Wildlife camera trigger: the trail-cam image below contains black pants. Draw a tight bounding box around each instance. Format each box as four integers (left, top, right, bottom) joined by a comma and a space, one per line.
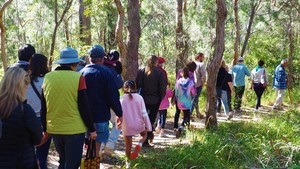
254, 83, 265, 109
145, 103, 160, 143
234, 86, 245, 110
174, 102, 190, 129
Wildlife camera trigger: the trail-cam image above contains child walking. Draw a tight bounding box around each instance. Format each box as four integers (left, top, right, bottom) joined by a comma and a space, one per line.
174, 67, 196, 138
119, 80, 152, 168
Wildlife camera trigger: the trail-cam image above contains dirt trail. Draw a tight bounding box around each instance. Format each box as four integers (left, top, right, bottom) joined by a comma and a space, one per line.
47, 105, 280, 169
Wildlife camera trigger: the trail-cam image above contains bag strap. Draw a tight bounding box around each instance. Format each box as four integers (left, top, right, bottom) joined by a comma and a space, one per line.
31, 81, 42, 101
85, 139, 96, 159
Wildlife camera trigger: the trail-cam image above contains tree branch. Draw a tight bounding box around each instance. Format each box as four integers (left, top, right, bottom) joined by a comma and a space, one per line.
141, 13, 164, 31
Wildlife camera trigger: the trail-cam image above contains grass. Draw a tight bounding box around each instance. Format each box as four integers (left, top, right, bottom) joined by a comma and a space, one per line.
132, 110, 300, 169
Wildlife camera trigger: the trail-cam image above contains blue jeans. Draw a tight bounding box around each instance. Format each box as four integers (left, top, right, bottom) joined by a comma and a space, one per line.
52, 133, 85, 169
157, 109, 167, 129
95, 121, 109, 143
191, 86, 203, 115
217, 87, 229, 115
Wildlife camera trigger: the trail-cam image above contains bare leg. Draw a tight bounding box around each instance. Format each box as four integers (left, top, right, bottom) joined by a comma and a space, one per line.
124, 136, 133, 160
96, 142, 101, 157
139, 130, 147, 144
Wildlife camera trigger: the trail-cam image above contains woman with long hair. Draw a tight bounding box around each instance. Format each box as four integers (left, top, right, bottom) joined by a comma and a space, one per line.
27, 54, 50, 169
135, 55, 167, 147
0, 67, 43, 168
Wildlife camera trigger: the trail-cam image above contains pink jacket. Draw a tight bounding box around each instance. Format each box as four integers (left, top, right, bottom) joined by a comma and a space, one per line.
159, 88, 173, 110
120, 93, 152, 136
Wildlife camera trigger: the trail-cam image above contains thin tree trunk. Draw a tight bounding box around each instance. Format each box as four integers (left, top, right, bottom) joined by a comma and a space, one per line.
49, 0, 73, 68
176, 0, 185, 73
114, 0, 127, 61
240, 0, 261, 58
79, 0, 91, 45
233, 0, 239, 65
287, 14, 293, 89
124, 0, 141, 81
0, 0, 13, 71
205, 0, 227, 129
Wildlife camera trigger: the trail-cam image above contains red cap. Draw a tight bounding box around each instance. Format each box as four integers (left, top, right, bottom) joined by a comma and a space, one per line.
158, 57, 165, 64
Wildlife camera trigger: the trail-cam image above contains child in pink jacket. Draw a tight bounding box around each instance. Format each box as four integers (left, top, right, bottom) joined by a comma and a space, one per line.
120, 80, 152, 168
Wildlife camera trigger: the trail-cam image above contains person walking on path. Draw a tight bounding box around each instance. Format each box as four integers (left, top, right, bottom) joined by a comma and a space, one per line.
9, 44, 36, 71
174, 67, 196, 138
41, 47, 97, 169
251, 60, 268, 112
135, 55, 166, 147
272, 59, 288, 110
155, 56, 172, 137
216, 60, 234, 120
26, 54, 51, 169
231, 56, 251, 113
120, 80, 152, 168
102, 49, 124, 157
80, 45, 123, 157
191, 53, 206, 119
0, 67, 43, 168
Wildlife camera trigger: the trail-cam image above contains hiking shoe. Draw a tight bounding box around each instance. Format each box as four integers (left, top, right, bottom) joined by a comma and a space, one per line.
155, 126, 161, 134
176, 127, 183, 139
227, 113, 233, 120
130, 144, 141, 160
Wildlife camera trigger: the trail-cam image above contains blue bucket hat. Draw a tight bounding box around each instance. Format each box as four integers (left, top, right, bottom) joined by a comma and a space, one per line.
89, 45, 105, 58
53, 47, 83, 64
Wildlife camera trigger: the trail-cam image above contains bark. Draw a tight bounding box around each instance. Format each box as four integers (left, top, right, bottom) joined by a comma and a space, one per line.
240, 0, 261, 58
114, 0, 127, 61
205, 0, 227, 129
79, 0, 91, 45
176, 0, 186, 73
124, 0, 140, 81
49, 0, 73, 67
64, 19, 70, 46
233, 0, 240, 65
287, 14, 293, 89
0, 0, 13, 71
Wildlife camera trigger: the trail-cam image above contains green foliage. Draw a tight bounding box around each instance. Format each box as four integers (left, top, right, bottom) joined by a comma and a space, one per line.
133, 110, 300, 168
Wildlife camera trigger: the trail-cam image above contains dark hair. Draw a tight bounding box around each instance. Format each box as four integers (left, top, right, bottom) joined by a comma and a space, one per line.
182, 67, 189, 79
18, 44, 36, 62
258, 60, 265, 66
146, 55, 158, 76
186, 61, 196, 72
124, 80, 136, 100
29, 54, 49, 82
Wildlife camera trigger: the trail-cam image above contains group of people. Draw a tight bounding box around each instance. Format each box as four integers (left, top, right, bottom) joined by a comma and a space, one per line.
0, 43, 289, 169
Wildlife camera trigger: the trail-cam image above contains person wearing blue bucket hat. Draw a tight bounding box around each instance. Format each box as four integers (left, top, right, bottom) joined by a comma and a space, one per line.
41, 47, 97, 168
80, 45, 123, 158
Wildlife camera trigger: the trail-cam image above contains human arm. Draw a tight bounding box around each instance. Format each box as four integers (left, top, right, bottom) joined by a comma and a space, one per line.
24, 103, 43, 145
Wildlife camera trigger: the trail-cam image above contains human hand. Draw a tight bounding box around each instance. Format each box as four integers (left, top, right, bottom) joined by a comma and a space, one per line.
89, 131, 97, 140
116, 116, 123, 129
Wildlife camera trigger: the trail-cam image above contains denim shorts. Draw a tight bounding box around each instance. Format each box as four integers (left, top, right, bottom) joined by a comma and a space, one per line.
94, 121, 109, 143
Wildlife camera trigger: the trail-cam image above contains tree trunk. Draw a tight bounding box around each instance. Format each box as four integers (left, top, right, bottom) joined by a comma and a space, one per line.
64, 19, 70, 46
114, 0, 127, 62
0, 0, 13, 71
123, 0, 140, 81
176, 0, 185, 73
79, 0, 91, 46
48, 0, 73, 68
233, 0, 239, 65
287, 14, 293, 89
240, 1, 261, 58
205, 0, 227, 130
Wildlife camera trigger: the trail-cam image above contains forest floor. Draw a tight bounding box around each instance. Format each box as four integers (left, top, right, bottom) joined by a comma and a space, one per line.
47, 105, 283, 169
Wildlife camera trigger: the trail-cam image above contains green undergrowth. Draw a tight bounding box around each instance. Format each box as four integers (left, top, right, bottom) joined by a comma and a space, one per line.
132, 110, 300, 169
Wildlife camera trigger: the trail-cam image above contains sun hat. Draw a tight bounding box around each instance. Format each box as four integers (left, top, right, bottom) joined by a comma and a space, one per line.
89, 45, 105, 58
53, 47, 83, 64
105, 50, 120, 65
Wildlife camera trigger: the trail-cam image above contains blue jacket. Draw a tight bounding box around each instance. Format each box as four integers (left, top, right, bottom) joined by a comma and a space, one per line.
104, 64, 124, 89
0, 101, 42, 168
273, 64, 287, 89
231, 63, 250, 87
80, 64, 123, 123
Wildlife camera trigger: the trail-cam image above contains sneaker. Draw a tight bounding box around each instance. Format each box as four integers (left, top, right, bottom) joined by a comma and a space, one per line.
159, 129, 165, 137
176, 127, 183, 139
142, 142, 154, 148
130, 144, 141, 160
125, 161, 131, 169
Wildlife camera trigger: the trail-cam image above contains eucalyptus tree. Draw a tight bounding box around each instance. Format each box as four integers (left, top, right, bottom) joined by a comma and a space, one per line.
79, 0, 91, 45
205, 0, 227, 129
0, 0, 13, 70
